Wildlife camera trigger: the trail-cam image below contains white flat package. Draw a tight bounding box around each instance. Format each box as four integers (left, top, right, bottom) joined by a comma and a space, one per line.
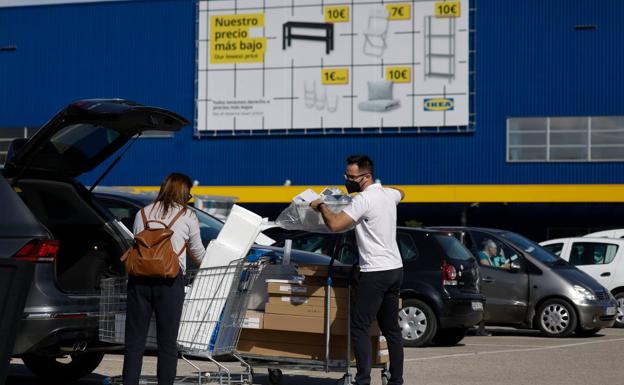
177, 205, 262, 352
275, 187, 353, 233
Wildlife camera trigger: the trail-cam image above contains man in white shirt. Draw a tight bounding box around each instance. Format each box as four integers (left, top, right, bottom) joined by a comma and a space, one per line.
310, 155, 404, 385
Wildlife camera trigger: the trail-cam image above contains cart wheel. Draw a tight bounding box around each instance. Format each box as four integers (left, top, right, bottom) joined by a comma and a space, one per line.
381, 369, 390, 385
268, 368, 283, 385
339, 373, 352, 385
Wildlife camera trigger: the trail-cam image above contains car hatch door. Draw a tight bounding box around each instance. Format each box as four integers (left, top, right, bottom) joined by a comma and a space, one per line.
4, 99, 189, 178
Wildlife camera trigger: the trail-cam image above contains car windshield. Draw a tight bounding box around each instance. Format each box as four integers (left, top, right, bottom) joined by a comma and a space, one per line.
435, 234, 474, 261
499, 231, 560, 264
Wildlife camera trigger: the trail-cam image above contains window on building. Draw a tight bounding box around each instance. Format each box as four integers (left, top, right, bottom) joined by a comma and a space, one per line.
507, 116, 624, 162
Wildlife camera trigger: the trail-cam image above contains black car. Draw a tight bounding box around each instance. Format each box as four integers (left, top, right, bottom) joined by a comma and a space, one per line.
273, 228, 485, 347
0, 100, 189, 380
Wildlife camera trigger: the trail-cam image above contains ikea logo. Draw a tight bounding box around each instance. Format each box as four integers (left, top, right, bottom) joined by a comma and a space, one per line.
424, 98, 454, 111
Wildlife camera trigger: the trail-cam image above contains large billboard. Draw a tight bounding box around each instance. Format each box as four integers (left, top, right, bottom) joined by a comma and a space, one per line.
196, 0, 470, 134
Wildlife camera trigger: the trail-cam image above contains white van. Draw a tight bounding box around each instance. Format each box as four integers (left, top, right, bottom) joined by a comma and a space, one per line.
540, 237, 624, 328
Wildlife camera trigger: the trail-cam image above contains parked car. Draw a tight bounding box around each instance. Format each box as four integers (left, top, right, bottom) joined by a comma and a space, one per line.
273, 228, 485, 347
432, 227, 618, 337
584, 229, 624, 239
0, 176, 40, 384
540, 237, 624, 328
0, 99, 191, 380
93, 187, 275, 247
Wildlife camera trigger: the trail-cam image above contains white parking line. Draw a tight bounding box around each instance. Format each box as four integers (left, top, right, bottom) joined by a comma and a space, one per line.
103, 357, 157, 364
464, 343, 545, 348
404, 337, 624, 362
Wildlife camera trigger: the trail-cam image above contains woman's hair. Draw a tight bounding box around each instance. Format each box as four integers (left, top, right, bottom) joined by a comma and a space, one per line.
153, 172, 193, 217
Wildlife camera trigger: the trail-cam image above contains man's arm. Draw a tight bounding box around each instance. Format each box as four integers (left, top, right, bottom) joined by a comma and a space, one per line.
310, 200, 354, 232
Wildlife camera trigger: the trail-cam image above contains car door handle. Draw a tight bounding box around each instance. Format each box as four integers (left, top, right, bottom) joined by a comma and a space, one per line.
601, 272, 611, 277
482, 277, 495, 283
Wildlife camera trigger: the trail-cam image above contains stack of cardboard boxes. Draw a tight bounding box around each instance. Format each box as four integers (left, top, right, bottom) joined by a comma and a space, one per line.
237, 264, 389, 364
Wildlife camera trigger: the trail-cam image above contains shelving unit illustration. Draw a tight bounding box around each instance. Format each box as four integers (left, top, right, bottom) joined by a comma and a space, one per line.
424, 15, 456, 81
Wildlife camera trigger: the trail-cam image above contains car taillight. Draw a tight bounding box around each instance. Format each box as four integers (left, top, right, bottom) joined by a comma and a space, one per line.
441, 261, 458, 286
14, 240, 60, 263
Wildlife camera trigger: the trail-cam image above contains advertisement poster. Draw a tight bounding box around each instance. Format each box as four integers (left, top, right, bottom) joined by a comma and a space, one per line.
196, 0, 470, 133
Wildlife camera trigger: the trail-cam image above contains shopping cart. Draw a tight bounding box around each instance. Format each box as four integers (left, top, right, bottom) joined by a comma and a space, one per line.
99, 258, 266, 385
238, 258, 390, 385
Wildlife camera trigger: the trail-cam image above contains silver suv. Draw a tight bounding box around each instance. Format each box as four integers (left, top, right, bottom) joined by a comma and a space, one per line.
1, 100, 188, 380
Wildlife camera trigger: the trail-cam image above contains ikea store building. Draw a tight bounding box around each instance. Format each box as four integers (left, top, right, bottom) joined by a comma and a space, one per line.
1, 0, 623, 241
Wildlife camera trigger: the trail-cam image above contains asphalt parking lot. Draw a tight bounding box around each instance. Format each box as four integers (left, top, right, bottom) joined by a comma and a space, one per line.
7, 327, 624, 385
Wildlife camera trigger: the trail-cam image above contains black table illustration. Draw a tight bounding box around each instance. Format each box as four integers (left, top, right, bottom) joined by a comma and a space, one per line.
282, 21, 334, 54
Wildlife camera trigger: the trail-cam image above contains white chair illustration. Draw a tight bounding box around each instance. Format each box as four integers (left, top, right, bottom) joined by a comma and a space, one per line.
363, 7, 389, 57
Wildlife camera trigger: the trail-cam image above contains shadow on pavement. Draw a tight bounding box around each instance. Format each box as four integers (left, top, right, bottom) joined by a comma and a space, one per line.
465, 327, 607, 339
6, 362, 108, 385
252, 373, 346, 385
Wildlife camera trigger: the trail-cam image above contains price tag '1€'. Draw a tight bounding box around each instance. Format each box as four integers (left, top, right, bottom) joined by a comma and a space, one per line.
321, 68, 349, 85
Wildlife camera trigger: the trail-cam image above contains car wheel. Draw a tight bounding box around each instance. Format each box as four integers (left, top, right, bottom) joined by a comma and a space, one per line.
432, 327, 467, 346
22, 352, 104, 381
398, 298, 437, 347
613, 292, 624, 328
536, 299, 577, 338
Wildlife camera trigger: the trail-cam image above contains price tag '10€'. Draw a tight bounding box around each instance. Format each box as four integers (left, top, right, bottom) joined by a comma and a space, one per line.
386, 67, 411, 83
435, 1, 461, 18
324, 6, 349, 23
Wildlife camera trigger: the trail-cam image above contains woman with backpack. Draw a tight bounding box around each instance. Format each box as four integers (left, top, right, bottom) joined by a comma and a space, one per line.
121, 172, 206, 385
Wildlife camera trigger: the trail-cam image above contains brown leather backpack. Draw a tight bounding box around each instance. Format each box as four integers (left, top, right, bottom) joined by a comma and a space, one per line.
122, 207, 187, 278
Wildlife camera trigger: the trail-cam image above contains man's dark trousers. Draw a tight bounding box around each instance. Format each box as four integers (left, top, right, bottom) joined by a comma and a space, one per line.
122, 273, 185, 385
351, 267, 404, 385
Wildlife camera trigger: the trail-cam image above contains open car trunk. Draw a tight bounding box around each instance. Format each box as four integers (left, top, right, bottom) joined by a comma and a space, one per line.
13, 178, 126, 293
1, 100, 188, 293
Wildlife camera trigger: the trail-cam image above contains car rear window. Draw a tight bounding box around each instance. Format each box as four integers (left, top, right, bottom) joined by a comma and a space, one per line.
50, 123, 121, 159
435, 234, 474, 262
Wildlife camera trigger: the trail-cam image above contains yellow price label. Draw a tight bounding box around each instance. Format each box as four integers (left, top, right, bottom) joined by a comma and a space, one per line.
325, 6, 350, 23
386, 3, 411, 20
321, 68, 349, 85
385, 66, 411, 83
435, 1, 461, 18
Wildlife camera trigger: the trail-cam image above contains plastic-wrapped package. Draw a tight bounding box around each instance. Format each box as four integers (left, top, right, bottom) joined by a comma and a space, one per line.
275, 188, 353, 233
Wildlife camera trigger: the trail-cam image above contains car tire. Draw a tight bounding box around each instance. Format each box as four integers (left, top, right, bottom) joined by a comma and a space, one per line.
536, 299, 578, 338
398, 298, 437, 347
432, 327, 467, 346
613, 292, 624, 328
22, 352, 104, 381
